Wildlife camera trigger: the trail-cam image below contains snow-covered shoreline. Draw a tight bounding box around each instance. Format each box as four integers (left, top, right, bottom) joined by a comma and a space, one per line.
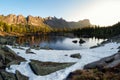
6, 42, 120, 80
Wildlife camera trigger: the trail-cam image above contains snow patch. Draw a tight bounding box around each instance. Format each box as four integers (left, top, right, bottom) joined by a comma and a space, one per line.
6, 42, 120, 80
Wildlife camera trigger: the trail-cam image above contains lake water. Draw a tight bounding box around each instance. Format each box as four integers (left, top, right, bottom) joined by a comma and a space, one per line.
16, 35, 106, 50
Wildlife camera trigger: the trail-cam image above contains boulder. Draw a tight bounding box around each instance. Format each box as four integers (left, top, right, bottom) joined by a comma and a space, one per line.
84, 52, 120, 69
70, 53, 81, 59
29, 60, 75, 75
1, 45, 16, 55
18, 46, 25, 50
90, 45, 98, 49
0, 37, 7, 44
118, 49, 120, 52
117, 46, 120, 49
79, 39, 85, 44
0, 36, 16, 45
0, 50, 5, 62
0, 74, 3, 80
0, 71, 28, 80
65, 54, 68, 56
40, 46, 53, 50
72, 40, 77, 43
7, 60, 23, 67
4, 48, 25, 63
26, 48, 35, 54
0, 71, 16, 80
0, 62, 4, 68
0, 46, 25, 68
66, 66, 120, 80
16, 70, 29, 80
32, 45, 41, 50
90, 43, 102, 49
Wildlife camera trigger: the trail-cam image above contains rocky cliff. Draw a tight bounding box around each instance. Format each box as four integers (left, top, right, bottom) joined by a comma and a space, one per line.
69, 19, 91, 28
0, 14, 27, 25
27, 15, 46, 26
44, 17, 69, 28
44, 17, 91, 29
0, 14, 91, 29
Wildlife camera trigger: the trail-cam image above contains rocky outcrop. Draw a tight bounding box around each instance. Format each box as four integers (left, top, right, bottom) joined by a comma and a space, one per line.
70, 53, 81, 59
66, 64, 120, 80
27, 15, 46, 26
44, 17, 69, 28
0, 71, 16, 80
66, 51, 120, 80
79, 39, 85, 44
17, 15, 27, 25
0, 71, 28, 80
68, 19, 91, 29
0, 45, 25, 69
44, 17, 91, 29
26, 48, 35, 54
0, 14, 26, 25
84, 52, 120, 69
0, 14, 49, 27
0, 14, 91, 29
72, 40, 78, 43
29, 60, 75, 75
16, 70, 29, 80
0, 43, 28, 80
2, 14, 17, 25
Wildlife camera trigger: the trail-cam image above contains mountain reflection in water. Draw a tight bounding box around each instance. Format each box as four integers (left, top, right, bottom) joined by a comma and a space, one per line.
16, 35, 106, 50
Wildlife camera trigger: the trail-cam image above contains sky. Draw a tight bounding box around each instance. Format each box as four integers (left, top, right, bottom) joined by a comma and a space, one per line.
0, 0, 120, 26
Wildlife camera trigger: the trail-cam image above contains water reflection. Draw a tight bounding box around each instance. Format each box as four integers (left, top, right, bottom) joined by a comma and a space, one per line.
16, 36, 106, 50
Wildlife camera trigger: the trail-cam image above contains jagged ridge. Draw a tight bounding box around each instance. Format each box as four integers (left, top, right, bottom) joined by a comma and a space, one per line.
0, 14, 91, 29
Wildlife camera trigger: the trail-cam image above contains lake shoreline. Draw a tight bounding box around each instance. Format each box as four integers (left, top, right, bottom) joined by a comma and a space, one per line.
66, 35, 120, 80
4, 37, 119, 80
0, 36, 119, 80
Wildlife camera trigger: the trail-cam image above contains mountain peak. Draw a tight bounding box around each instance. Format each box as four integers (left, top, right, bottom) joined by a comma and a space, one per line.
0, 14, 91, 29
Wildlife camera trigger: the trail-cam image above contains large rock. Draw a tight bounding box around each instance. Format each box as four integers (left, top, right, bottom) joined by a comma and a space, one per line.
66, 64, 120, 80
0, 50, 5, 69
0, 71, 29, 80
1, 45, 16, 55
0, 74, 3, 80
0, 50, 5, 61
27, 15, 45, 26
84, 52, 120, 69
17, 15, 27, 25
0, 46, 25, 69
72, 40, 77, 43
0, 37, 8, 44
0, 71, 16, 80
0, 14, 26, 25
79, 39, 85, 44
0, 36, 16, 45
0, 62, 3, 68
16, 70, 29, 80
7, 60, 23, 67
70, 53, 81, 59
26, 48, 35, 54
29, 60, 75, 75
2, 14, 17, 25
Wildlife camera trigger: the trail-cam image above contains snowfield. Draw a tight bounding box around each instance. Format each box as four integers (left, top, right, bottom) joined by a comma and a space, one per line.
6, 42, 120, 80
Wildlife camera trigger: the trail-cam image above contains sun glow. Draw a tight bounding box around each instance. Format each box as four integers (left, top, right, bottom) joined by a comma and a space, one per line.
87, 0, 120, 26
67, 0, 120, 26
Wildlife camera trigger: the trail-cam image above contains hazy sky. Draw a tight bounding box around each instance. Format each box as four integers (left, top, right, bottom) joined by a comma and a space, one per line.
0, 0, 120, 26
